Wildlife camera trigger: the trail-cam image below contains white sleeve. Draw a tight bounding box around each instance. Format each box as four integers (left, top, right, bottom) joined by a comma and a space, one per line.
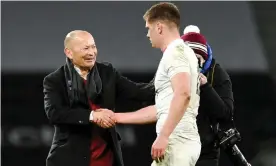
165, 46, 190, 79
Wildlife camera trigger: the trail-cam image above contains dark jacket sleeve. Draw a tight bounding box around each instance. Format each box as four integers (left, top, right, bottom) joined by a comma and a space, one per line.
114, 68, 155, 103
43, 74, 91, 125
200, 64, 234, 122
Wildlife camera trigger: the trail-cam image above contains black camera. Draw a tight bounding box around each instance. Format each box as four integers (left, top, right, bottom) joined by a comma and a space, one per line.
216, 128, 251, 166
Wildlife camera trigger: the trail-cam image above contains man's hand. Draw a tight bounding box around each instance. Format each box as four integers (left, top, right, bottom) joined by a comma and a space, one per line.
199, 73, 207, 85
90, 109, 116, 128
151, 135, 169, 161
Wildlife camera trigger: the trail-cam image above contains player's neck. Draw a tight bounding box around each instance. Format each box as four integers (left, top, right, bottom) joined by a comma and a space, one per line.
160, 30, 181, 52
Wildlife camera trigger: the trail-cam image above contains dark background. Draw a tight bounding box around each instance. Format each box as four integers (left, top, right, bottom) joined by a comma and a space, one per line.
2, 1, 276, 166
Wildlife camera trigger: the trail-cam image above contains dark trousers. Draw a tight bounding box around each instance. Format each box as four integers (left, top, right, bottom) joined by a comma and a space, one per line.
196, 158, 219, 166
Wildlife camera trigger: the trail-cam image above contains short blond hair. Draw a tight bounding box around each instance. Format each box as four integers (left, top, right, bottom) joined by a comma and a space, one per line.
143, 2, 180, 28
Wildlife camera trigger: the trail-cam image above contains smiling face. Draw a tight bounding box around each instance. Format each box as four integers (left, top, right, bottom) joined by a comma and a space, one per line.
64, 31, 97, 70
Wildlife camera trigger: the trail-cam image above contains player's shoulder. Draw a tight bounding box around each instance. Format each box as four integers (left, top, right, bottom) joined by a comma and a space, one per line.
175, 42, 185, 53
171, 41, 195, 58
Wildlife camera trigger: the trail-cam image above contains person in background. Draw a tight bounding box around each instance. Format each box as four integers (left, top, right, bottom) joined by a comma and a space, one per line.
181, 25, 234, 166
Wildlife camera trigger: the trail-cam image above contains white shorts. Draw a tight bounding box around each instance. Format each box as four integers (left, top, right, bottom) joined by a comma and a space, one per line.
151, 134, 201, 166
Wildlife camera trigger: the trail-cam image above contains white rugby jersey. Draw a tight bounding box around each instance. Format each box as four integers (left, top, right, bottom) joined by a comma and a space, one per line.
154, 39, 200, 140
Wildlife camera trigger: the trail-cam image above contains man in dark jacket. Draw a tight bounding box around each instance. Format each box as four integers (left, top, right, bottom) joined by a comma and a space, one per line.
181, 26, 234, 166
43, 30, 155, 166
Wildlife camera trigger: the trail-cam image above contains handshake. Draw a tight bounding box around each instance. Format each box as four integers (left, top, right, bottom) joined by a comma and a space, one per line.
89, 108, 118, 128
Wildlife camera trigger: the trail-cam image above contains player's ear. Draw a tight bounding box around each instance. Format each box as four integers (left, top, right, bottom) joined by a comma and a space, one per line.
156, 22, 162, 34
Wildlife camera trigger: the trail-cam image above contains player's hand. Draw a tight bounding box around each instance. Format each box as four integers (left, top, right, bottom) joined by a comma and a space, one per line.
199, 73, 207, 85
151, 135, 168, 162
92, 109, 116, 128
